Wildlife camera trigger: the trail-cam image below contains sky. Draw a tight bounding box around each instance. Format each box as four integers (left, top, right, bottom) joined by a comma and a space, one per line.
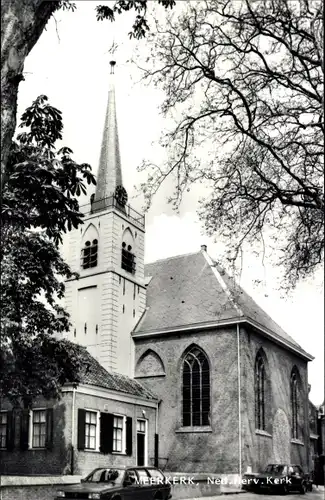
17, 1, 324, 404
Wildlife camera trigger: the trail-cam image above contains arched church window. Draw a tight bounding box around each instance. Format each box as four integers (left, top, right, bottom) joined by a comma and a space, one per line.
182, 346, 210, 427
81, 239, 98, 269
121, 241, 136, 274
291, 368, 299, 439
255, 352, 266, 430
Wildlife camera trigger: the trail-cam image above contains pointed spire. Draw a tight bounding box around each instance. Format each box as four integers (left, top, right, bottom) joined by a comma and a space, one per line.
94, 60, 123, 203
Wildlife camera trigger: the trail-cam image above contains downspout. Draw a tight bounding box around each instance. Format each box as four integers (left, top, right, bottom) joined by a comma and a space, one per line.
237, 323, 242, 479
154, 400, 160, 468
71, 387, 76, 475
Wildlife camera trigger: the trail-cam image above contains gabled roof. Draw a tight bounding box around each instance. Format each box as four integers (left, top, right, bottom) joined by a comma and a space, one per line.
75, 346, 157, 401
133, 250, 312, 361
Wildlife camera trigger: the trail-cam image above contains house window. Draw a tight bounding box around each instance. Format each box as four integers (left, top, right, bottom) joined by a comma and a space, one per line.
31, 409, 46, 448
81, 239, 98, 269
113, 416, 125, 453
0, 412, 7, 449
255, 353, 265, 430
85, 411, 98, 450
77, 410, 132, 455
137, 419, 146, 433
121, 242, 136, 274
182, 346, 210, 427
291, 369, 299, 439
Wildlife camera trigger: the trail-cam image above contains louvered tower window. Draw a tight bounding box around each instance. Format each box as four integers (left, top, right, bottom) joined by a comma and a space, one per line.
255, 353, 266, 430
182, 346, 210, 427
81, 239, 98, 269
121, 242, 136, 274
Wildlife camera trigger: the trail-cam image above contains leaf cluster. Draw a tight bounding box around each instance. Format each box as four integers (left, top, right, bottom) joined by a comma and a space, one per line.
1, 95, 96, 406
95, 0, 175, 39
2, 95, 95, 246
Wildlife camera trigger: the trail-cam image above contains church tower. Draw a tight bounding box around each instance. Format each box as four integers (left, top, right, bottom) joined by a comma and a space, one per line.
63, 60, 146, 377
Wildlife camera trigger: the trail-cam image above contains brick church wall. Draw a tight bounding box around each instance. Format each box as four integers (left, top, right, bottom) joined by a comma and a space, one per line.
134, 326, 241, 474
240, 327, 309, 472
134, 324, 310, 475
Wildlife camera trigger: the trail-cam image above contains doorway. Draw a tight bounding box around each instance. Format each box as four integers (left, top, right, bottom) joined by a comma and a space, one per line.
136, 419, 147, 466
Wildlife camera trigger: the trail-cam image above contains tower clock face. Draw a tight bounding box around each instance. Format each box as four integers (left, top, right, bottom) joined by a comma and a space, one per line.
114, 185, 128, 207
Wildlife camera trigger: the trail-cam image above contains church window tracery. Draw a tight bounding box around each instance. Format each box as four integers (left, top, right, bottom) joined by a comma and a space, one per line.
255, 352, 266, 430
182, 346, 210, 427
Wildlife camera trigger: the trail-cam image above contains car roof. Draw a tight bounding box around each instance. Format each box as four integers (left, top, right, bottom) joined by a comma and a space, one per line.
268, 464, 300, 466
91, 466, 158, 471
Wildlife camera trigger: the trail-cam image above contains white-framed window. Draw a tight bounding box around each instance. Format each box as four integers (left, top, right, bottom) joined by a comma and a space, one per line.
28, 409, 46, 449
85, 410, 100, 451
137, 419, 146, 434
0, 412, 7, 449
113, 415, 126, 453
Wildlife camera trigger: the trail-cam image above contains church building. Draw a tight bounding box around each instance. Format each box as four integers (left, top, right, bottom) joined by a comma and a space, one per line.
0, 61, 314, 478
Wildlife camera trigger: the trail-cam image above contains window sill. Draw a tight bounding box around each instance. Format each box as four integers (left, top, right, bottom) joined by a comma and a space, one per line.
112, 451, 127, 455
291, 439, 304, 446
175, 426, 212, 433
255, 429, 272, 438
83, 449, 100, 453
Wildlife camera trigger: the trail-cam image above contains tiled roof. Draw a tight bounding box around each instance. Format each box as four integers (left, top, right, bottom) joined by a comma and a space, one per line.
76, 346, 157, 400
134, 250, 311, 359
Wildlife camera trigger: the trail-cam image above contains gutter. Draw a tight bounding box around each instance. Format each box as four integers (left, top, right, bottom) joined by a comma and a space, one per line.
154, 400, 161, 468
132, 317, 313, 361
71, 387, 76, 475
237, 323, 242, 479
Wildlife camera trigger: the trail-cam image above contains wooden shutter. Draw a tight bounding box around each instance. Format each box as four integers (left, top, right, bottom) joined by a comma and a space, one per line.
154, 433, 159, 467
6, 411, 15, 451
77, 409, 86, 450
126, 417, 132, 456
100, 412, 113, 454
45, 409, 54, 450
20, 409, 30, 451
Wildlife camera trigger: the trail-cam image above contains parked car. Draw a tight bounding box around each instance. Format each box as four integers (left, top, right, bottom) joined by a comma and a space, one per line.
242, 463, 313, 494
55, 466, 172, 499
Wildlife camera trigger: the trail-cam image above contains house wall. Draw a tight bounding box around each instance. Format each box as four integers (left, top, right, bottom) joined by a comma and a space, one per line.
72, 391, 157, 476
0, 394, 73, 475
0, 390, 157, 477
134, 327, 241, 474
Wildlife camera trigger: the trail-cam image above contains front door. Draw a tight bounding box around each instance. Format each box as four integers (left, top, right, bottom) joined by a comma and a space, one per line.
136, 419, 147, 466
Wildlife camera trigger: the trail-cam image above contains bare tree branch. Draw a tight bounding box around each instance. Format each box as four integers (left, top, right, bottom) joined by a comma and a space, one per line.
137, 0, 324, 289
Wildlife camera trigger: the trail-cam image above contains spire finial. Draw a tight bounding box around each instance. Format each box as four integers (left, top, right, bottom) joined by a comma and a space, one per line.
110, 60, 116, 74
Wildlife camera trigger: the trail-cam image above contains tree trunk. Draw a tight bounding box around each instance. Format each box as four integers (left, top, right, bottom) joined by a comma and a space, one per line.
1, 0, 59, 193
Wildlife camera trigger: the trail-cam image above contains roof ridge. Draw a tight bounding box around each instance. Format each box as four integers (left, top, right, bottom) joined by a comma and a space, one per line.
201, 250, 244, 317
211, 263, 306, 350
145, 250, 201, 266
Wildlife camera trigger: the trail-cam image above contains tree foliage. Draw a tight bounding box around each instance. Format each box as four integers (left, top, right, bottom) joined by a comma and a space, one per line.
137, 0, 324, 288
1, 96, 96, 407
1, 0, 175, 191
